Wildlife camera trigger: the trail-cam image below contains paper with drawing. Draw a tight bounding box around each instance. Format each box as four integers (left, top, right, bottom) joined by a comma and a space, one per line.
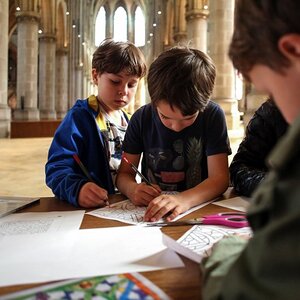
163, 224, 252, 263
87, 199, 214, 225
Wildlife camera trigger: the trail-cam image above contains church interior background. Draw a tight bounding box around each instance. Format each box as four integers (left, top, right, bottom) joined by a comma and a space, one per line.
0, 0, 268, 197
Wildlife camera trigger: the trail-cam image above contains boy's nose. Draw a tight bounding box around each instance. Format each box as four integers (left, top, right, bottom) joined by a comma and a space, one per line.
171, 122, 184, 132
118, 86, 128, 96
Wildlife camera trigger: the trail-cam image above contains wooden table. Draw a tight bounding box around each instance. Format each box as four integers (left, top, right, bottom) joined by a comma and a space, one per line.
0, 189, 238, 300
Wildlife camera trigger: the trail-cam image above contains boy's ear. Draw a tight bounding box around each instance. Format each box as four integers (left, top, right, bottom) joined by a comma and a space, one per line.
91, 68, 98, 84
278, 34, 300, 61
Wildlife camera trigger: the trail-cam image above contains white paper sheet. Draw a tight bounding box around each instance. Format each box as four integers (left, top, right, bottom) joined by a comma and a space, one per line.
0, 211, 85, 236
212, 196, 250, 212
0, 226, 184, 287
163, 224, 252, 263
87, 199, 214, 225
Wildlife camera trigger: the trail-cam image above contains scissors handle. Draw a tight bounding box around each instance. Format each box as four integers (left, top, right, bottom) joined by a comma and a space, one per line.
202, 215, 248, 228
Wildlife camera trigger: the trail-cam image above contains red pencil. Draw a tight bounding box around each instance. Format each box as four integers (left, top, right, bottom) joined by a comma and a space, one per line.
73, 154, 109, 206
123, 156, 160, 193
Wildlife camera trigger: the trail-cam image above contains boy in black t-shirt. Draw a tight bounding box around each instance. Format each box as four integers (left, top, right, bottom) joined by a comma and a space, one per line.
116, 46, 231, 222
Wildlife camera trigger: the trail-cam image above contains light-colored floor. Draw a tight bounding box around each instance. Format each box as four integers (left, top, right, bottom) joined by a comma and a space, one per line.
0, 138, 53, 197
0, 135, 242, 198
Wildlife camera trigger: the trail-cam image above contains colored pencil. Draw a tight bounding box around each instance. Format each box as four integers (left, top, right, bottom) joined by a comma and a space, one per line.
123, 156, 160, 193
73, 154, 109, 206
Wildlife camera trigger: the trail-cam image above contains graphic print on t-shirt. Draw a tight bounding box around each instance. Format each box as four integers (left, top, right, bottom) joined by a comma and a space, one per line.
146, 137, 203, 191
186, 137, 203, 189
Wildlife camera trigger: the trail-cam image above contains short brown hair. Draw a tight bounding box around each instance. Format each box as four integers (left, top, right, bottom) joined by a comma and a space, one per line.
147, 46, 216, 115
92, 38, 147, 78
229, 0, 300, 80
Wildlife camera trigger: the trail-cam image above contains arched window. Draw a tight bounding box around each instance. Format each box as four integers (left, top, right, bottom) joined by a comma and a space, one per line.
95, 7, 106, 46
114, 6, 127, 41
134, 6, 145, 46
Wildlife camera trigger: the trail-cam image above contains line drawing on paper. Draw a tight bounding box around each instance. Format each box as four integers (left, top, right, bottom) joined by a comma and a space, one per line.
87, 198, 213, 225
87, 200, 160, 224
177, 225, 252, 257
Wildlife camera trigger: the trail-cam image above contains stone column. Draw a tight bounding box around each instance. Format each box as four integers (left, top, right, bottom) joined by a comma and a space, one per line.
208, 0, 240, 132
55, 48, 69, 119
39, 34, 56, 119
173, 0, 187, 44
0, 0, 10, 137
14, 11, 40, 120
133, 77, 146, 112
75, 66, 83, 100
186, 1, 208, 51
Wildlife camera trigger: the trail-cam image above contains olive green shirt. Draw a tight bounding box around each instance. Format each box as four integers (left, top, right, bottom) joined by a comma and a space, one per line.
202, 114, 300, 300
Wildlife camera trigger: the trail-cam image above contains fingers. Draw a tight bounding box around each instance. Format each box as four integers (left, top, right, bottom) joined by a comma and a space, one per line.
165, 208, 181, 221
78, 182, 108, 208
131, 183, 161, 206
151, 184, 162, 194
144, 196, 179, 222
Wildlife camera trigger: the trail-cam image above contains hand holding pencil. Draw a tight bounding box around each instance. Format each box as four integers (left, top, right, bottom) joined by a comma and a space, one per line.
73, 154, 110, 208
121, 155, 161, 206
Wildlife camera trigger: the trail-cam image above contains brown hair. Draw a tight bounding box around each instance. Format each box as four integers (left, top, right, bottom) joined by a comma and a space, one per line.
147, 46, 216, 115
229, 0, 300, 80
92, 38, 147, 78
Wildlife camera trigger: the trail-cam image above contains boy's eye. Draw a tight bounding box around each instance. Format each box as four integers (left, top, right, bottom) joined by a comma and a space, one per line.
128, 83, 137, 88
160, 114, 168, 120
111, 80, 120, 84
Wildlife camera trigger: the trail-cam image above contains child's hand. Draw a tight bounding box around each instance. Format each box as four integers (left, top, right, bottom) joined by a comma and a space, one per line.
131, 182, 161, 206
78, 182, 108, 208
144, 193, 189, 222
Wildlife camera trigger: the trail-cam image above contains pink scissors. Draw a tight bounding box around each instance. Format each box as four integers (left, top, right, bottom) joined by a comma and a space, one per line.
147, 212, 249, 228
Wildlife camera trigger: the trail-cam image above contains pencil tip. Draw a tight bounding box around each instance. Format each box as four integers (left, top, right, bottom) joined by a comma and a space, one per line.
73, 154, 80, 163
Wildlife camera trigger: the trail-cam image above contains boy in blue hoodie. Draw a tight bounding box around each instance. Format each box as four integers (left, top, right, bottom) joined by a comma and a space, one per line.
45, 39, 146, 208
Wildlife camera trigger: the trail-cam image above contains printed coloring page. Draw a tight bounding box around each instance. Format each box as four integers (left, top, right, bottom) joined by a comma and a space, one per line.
87, 198, 213, 225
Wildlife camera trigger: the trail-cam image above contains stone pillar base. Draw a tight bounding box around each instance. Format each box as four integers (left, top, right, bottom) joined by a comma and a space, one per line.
13, 108, 40, 120
0, 106, 12, 137
0, 122, 10, 138
0, 106, 11, 138
39, 110, 57, 120
56, 111, 66, 119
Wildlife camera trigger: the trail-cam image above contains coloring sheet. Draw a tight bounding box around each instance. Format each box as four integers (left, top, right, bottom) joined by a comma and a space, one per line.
163, 224, 252, 263
3, 273, 171, 300
87, 199, 214, 225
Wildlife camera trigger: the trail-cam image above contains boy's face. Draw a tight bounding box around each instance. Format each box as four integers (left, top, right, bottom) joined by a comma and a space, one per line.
249, 63, 300, 125
92, 69, 140, 113
248, 34, 300, 125
156, 101, 199, 132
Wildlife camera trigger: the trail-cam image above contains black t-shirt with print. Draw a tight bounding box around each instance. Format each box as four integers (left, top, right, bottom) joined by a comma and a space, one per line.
123, 101, 231, 191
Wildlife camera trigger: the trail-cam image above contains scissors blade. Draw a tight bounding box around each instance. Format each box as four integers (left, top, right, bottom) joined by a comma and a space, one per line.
145, 218, 204, 227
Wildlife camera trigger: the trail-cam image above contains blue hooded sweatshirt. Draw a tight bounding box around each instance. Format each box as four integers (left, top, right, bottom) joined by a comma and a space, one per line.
45, 96, 128, 206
